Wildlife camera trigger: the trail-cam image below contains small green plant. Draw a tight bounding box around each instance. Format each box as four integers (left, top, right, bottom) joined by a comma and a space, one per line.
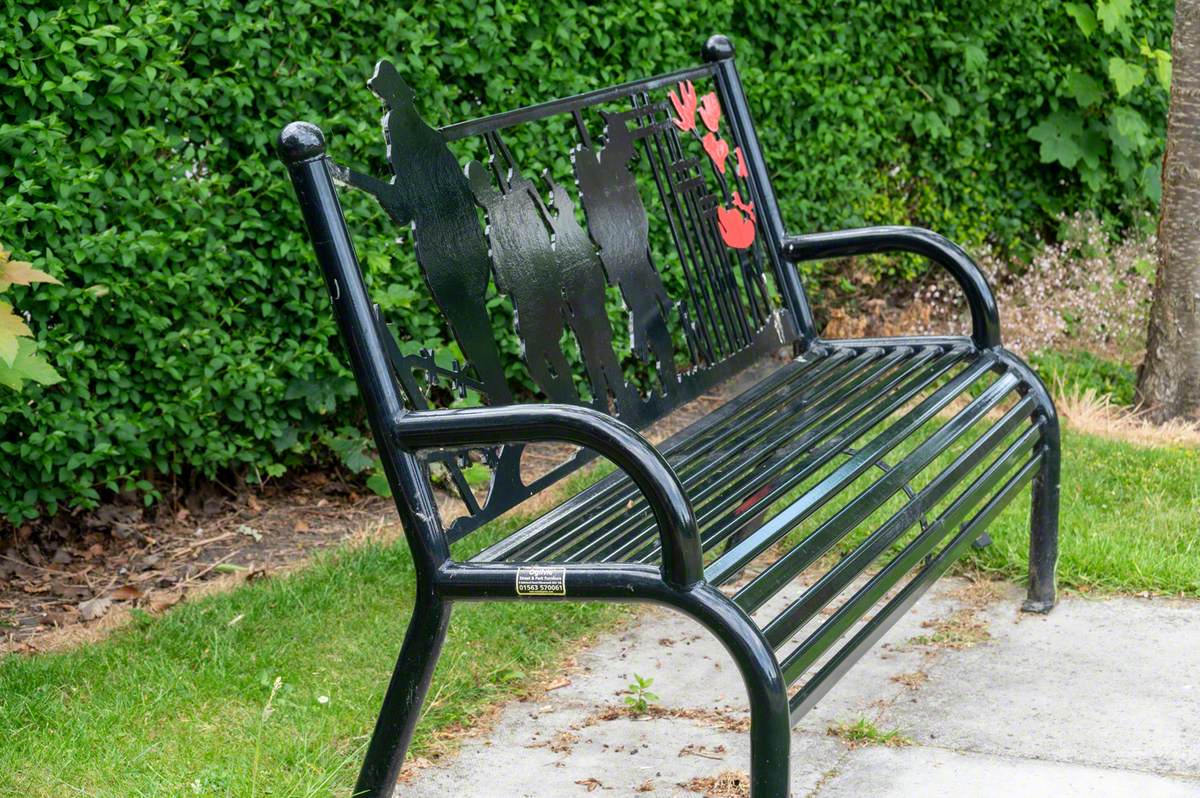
623, 673, 659, 716
826, 718, 913, 749
0, 247, 61, 392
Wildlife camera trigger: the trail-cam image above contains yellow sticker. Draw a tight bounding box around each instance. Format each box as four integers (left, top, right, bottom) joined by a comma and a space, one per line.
515, 566, 566, 596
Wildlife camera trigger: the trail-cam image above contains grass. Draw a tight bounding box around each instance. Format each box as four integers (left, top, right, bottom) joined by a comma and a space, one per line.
969, 428, 1200, 596
826, 718, 913, 748
0, 512, 626, 797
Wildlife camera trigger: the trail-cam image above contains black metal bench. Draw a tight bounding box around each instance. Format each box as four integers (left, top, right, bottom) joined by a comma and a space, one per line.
278, 34, 1059, 798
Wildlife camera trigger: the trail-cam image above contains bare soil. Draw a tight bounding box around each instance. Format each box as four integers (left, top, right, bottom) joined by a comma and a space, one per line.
0, 471, 395, 654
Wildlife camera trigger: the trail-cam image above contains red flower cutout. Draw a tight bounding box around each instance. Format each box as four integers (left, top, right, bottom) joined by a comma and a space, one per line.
669, 80, 698, 132
699, 92, 722, 132
734, 146, 749, 178
717, 191, 756, 250
702, 132, 730, 173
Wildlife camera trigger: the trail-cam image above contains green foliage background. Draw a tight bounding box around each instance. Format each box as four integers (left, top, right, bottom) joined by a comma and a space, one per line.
0, 0, 1173, 522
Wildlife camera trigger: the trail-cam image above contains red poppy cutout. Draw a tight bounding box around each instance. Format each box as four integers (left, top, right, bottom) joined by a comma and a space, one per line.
702, 132, 730, 173
669, 80, 698, 132
699, 92, 722, 132
734, 146, 748, 178
717, 191, 757, 250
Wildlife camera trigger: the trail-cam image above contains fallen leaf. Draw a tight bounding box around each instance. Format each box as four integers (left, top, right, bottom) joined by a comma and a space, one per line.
148, 592, 182, 613
111, 585, 143, 601
545, 677, 572, 691
78, 596, 112, 621
575, 778, 603, 792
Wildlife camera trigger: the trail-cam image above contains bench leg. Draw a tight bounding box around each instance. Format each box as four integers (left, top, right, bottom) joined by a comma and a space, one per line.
675, 583, 791, 797
1023, 429, 1060, 614
353, 589, 452, 798
996, 349, 1060, 614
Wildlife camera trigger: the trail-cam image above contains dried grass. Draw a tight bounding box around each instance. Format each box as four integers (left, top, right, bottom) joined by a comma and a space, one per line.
1057, 385, 1200, 449
682, 770, 751, 798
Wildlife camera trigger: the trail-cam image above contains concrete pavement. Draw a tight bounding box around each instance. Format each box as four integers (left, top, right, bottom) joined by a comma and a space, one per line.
397, 578, 1200, 797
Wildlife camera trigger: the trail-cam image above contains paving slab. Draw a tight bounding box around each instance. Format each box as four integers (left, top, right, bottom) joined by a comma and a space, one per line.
818, 746, 1200, 798
883, 583, 1200, 776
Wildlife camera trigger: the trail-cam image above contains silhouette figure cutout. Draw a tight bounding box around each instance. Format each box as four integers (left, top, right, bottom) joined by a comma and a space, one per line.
362, 61, 512, 403
543, 180, 627, 410
467, 160, 578, 404
573, 111, 678, 394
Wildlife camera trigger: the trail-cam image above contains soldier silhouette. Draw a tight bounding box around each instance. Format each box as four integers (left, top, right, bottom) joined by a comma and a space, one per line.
361, 61, 512, 403
544, 180, 627, 410
467, 160, 578, 404
573, 110, 678, 393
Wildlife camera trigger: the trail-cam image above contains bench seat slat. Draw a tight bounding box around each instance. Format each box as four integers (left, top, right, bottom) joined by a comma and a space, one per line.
557, 347, 923, 563
702, 350, 998, 584
477, 344, 943, 566
510, 348, 877, 562
778, 425, 1042, 685
470, 350, 846, 564
758, 395, 1037, 648
786, 446, 1043, 722
624, 346, 966, 565
734, 370, 1024, 616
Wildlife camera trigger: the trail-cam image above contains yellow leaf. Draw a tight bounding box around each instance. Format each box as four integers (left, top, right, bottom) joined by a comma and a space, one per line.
0, 302, 31, 365
0, 258, 60, 290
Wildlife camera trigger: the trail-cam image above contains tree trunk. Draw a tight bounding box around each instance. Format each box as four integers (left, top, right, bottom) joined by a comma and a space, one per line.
1137, 0, 1200, 422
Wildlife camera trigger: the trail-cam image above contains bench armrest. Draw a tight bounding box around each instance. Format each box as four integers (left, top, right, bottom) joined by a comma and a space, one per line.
391, 404, 704, 590
781, 226, 1001, 350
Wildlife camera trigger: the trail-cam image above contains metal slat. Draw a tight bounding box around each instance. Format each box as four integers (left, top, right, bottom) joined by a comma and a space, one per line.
616, 348, 963, 565
520, 348, 896, 563
734, 373, 1023, 616
759, 396, 1036, 646
472, 351, 845, 563
562, 348, 923, 563
704, 354, 1000, 585
627, 347, 969, 567
787, 450, 1043, 723
777, 426, 1042, 685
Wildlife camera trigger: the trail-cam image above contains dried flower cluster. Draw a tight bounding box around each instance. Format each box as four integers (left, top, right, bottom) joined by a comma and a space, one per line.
912, 213, 1154, 360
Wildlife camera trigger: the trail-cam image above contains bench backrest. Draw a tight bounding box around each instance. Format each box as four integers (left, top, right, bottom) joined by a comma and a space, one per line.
304, 37, 813, 540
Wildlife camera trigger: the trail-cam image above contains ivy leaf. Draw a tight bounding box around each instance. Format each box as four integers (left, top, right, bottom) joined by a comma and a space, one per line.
329, 432, 374, 473
0, 258, 61, 291
0, 302, 33, 366
962, 43, 987, 73
1141, 162, 1163, 203
1108, 106, 1151, 154
1139, 41, 1172, 89
1064, 72, 1105, 108
1107, 57, 1146, 98
1028, 111, 1085, 168
366, 461, 392, 498
0, 338, 62, 390
1096, 0, 1132, 34
1064, 3, 1097, 37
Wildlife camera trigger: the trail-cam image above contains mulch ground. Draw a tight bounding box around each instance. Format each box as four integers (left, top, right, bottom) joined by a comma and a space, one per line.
0, 471, 395, 654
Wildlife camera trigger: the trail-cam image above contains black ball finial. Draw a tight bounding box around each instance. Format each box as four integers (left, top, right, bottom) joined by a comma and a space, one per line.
702, 35, 735, 62
276, 121, 327, 163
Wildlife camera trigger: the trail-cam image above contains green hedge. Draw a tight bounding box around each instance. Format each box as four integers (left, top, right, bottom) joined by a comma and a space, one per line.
0, 0, 1172, 522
